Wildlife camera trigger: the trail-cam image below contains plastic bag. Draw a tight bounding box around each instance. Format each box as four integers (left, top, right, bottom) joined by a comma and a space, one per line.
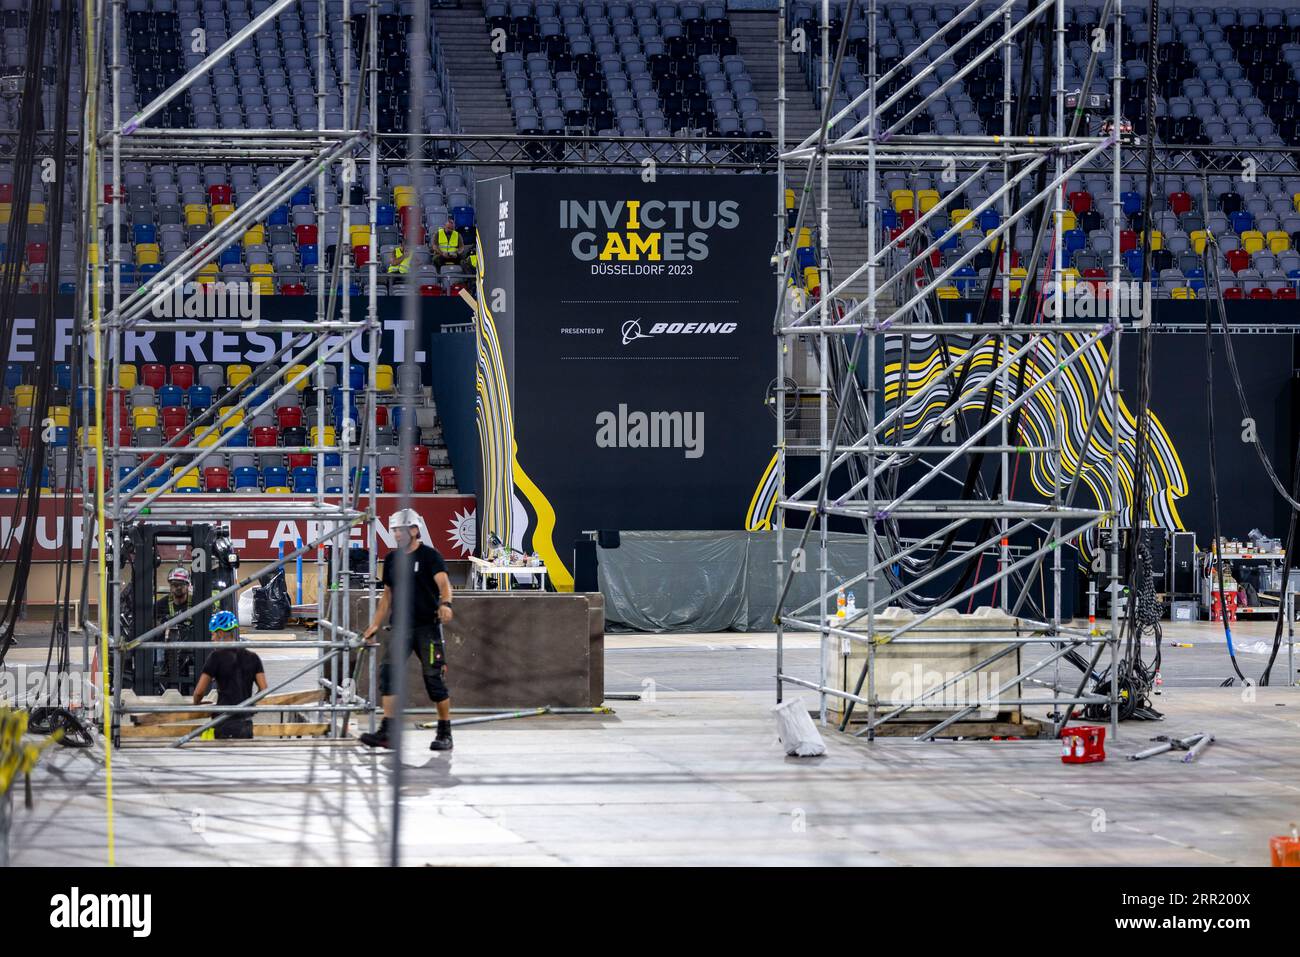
237, 587, 256, 627
772, 698, 826, 757
252, 568, 292, 630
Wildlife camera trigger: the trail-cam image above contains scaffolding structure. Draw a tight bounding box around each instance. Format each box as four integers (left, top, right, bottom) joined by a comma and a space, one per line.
81, 0, 391, 746
773, 0, 1127, 740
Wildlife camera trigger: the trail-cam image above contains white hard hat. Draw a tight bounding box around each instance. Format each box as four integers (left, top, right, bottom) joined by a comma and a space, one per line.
167, 567, 192, 584
387, 508, 421, 532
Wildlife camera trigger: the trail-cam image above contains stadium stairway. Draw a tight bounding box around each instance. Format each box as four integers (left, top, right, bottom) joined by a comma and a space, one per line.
731, 11, 875, 300
433, 0, 518, 138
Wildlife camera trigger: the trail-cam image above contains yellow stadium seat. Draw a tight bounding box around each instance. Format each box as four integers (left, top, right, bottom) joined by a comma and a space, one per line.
198, 431, 219, 448
950, 208, 974, 231
223, 409, 245, 427
310, 425, 337, 447
1240, 230, 1264, 254
13, 384, 36, 408
393, 184, 416, 206
243, 224, 265, 246
197, 263, 219, 282
1142, 229, 1163, 251
1171, 286, 1196, 299
132, 406, 159, 429
79, 426, 100, 448
791, 227, 812, 248
135, 243, 161, 266
252, 276, 274, 295
26, 203, 45, 225
265, 486, 291, 494
1293, 193, 1300, 214
249, 262, 273, 276
1267, 230, 1291, 254
784, 188, 795, 211
285, 364, 309, 391
184, 203, 208, 226
890, 189, 915, 212
1059, 210, 1077, 232
211, 203, 235, 225
1190, 229, 1209, 254
1008, 266, 1027, 295
936, 285, 959, 299
118, 364, 138, 389
1059, 267, 1081, 291
374, 364, 394, 392
349, 224, 371, 246
47, 406, 70, 427
917, 189, 940, 213
802, 265, 820, 291
227, 363, 252, 387
0, 203, 10, 224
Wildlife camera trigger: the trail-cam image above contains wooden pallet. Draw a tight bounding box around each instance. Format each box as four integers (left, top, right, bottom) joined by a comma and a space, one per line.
119, 722, 329, 740
866, 715, 1044, 739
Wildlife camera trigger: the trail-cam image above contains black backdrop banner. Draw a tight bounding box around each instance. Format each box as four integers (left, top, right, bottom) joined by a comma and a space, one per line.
476, 172, 778, 589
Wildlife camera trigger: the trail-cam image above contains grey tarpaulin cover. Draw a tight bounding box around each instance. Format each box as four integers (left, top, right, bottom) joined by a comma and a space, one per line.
597, 530, 875, 633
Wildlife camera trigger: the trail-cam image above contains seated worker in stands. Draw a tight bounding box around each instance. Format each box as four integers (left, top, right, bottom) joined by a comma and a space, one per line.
192, 610, 268, 740
358, 509, 455, 752
386, 244, 411, 275
433, 215, 468, 270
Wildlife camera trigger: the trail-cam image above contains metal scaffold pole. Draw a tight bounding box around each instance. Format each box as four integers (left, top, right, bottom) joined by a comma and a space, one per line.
87, 0, 380, 747
773, 0, 1124, 742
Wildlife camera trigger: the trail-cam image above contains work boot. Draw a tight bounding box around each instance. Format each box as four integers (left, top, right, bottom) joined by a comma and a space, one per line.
429, 720, 453, 752
358, 718, 391, 749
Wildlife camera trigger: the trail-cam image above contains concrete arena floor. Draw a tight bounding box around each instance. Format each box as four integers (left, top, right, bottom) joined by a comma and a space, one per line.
5, 620, 1300, 866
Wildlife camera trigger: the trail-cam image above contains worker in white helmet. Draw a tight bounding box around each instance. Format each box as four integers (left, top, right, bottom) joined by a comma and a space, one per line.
359, 508, 455, 751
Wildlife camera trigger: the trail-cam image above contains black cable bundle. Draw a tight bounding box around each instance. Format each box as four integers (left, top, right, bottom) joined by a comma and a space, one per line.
0, 0, 64, 665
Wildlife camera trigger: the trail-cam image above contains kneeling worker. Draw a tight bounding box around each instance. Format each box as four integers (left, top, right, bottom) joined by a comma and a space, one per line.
192, 610, 268, 739
359, 509, 455, 751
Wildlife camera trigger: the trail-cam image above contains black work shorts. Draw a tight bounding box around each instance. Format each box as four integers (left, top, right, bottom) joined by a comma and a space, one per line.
214, 717, 254, 740
379, 624, 449, 703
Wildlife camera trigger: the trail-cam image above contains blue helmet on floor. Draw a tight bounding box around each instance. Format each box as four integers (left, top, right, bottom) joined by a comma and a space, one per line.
209, 610, 239, 633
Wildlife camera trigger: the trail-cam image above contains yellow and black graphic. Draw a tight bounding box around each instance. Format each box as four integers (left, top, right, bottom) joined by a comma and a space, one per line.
881, 333, 1189, 534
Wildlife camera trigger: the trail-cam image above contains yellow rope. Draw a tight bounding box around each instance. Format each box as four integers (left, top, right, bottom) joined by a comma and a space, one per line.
85, 0, 114, 866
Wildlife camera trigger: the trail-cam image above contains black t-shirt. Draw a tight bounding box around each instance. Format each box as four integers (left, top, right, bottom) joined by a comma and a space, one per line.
382, 543, 447, 627
201, 647, 265, 718
153, 596, 195, 637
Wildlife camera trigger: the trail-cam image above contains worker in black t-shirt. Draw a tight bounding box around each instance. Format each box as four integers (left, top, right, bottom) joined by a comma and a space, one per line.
359, 508, 455, 751
192, 610, 267, 740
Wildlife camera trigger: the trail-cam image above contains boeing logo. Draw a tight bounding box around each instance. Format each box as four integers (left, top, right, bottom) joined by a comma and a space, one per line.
618, 319, 739, 346
621, 319, 653, 345
595, 404, 704, 459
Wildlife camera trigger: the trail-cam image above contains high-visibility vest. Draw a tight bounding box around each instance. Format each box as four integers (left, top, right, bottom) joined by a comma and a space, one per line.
436, 227, 461, 255
388, 246, 410, 274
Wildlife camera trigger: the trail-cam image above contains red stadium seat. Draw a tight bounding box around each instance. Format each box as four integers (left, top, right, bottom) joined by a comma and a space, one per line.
0, 466, 19, 491
294, 224, 318, 246
141, 363, 166, 389
208, 184, 232, 205
1249, 286, 1272, 300
899, 208, 917, 228
1119, 229, 1137, 253
104, 184, 122, 203
1168, 191, 1193, 216
253, 425, 278, 447
1068, 190, 1092, 214
164, 424, 184, 441
203, 466, 230, 492
0, 406, 11, 427
169, 364, 195, 389
412, 465, 434, 493
449, 283, 466, 297
26, 242, 47, 264
281, 283, 307, 296
18, 426, 31, 448
1277, 286, 1297, 300
161, 406, 187, 429
0, 184, 12, 203
410, 446, 429, 467
1225, 249, 1251, 272
380, 466, 401, 493
418, 284, 443, 296
1223, 286, 1244, 300
374, 405, 388, 426
276, 406, 304, 429
286, 452, 312, 469
353, 244, 371, 267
